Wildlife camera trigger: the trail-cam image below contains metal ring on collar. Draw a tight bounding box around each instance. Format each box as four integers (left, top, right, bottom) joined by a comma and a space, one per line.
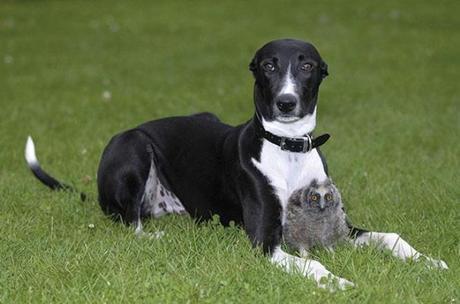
302, 135, 312, 153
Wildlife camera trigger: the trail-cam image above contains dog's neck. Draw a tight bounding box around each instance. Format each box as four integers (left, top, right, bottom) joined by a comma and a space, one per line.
259, 107, 317, 138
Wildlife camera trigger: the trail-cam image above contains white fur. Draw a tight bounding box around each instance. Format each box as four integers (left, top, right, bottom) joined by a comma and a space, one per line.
278, 64, 298, 98
262, 107, 317, 137
252, 141, 327, 224
25, 136, 39, 166
354, 232, 448, 269
270, 246, 354, 290
135, 220, 165, 240
254, 109, 348, 289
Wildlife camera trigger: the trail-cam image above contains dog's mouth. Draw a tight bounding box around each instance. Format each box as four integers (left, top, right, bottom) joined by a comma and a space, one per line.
275, 115, 301, 123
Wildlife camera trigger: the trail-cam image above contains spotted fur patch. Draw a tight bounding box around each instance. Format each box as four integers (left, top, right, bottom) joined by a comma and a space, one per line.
142, 160, 188, 218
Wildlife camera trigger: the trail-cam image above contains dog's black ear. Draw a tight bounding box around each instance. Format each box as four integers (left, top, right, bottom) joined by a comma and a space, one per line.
320, 60, 329, 79
249, 57, 257, 74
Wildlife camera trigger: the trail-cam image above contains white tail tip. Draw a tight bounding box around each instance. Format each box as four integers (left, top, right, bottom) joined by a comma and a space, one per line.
25, 136, 39, 166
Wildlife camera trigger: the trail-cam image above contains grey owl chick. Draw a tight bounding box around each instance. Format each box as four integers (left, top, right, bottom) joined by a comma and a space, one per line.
283, 178, 349, 255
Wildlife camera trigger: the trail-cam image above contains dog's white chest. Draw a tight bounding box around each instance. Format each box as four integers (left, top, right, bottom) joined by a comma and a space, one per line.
251, 140, 327, 223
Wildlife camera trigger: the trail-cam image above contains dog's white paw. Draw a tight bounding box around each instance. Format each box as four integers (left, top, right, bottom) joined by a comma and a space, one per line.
151, 230, 165, 239
136, 230, 165, 240
318, 275, 355, 291
424, 256, 448, 270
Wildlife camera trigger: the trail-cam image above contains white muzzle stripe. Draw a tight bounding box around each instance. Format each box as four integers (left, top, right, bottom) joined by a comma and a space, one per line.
278, 64, 298, 98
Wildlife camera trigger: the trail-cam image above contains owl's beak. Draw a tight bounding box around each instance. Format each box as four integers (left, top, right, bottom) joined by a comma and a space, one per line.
319, 201, 326, 211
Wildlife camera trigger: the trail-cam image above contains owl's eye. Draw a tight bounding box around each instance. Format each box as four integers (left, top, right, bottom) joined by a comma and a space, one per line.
325, 194, 333, 201
310, 194, 319, 202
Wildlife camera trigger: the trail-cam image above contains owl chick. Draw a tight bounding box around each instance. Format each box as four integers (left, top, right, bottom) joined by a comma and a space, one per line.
283, 178, 349, 256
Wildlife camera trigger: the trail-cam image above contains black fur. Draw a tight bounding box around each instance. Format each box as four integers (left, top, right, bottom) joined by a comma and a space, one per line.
249, 39, 328, 120
27, 161, 86, 201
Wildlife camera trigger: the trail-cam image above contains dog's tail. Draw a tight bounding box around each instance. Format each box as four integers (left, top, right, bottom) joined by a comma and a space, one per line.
25, 136, 87, 201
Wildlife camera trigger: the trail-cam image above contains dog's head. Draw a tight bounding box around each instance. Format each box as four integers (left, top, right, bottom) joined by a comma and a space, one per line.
250, 39, 328, 135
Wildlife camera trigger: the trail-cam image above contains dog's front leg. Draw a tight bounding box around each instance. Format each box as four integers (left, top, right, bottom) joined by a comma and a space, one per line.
270, 246, 354, 290
353, 232, 448, 269
241, 193, 353, 290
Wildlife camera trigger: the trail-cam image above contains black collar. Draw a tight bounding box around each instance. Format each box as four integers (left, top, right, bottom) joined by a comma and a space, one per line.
253, 114, 330, 153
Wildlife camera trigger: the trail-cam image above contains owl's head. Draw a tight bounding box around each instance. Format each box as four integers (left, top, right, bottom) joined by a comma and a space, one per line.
290, 179, 341, 212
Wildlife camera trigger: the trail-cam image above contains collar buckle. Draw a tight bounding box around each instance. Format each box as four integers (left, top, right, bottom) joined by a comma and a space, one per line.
279, 135, 312, 153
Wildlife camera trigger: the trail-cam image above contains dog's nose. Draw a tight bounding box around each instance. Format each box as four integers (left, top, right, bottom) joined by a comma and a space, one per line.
276, 95, 297, 113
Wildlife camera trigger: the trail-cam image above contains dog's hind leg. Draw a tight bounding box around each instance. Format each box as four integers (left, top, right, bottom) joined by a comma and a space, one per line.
131, 144, 187, 239
351, 231, 448, 269
112, 173, 149, 236
98, 130, 185, 239
116, 179, 165, 240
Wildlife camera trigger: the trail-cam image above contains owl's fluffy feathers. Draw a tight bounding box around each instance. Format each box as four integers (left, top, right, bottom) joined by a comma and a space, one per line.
283, 179, 349, 253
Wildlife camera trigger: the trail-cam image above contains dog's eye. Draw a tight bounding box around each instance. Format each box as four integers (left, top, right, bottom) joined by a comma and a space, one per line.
301, 63, 313, 72
263, 63, 275, 72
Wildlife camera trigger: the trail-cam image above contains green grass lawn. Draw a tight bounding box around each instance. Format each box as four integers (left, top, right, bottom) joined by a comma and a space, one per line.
1, 0, 459, 303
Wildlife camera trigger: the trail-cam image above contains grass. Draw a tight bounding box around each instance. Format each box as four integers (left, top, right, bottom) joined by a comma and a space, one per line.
0, 0, 459, 303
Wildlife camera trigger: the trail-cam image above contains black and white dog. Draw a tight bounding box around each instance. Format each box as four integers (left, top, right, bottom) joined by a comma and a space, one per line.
25, 39, 447, 289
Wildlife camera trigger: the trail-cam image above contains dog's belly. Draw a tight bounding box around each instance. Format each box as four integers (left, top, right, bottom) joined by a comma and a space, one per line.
251, 140, 327, 224
142, 161, 188, 218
